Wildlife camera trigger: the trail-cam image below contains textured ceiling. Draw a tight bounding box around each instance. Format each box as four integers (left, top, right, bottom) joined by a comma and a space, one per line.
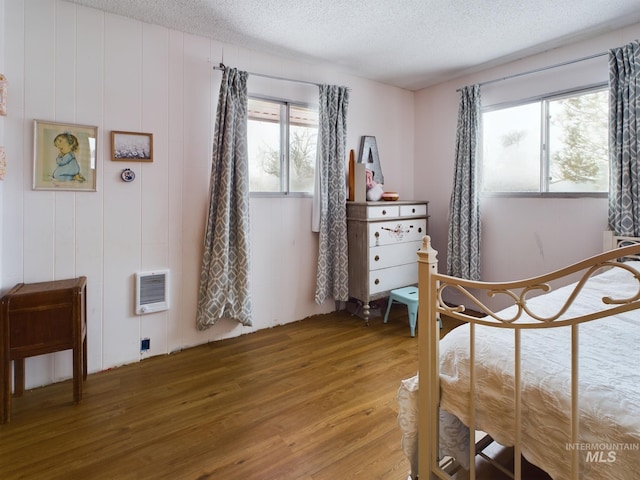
68, 0, 640, 91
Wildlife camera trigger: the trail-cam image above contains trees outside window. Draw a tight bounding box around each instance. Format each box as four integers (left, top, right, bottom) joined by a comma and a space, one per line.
248, 97, 318, 194
482, 87, 608, 194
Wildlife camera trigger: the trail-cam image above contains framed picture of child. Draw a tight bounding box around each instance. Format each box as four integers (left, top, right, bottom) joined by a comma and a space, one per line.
33, 120, 98, 191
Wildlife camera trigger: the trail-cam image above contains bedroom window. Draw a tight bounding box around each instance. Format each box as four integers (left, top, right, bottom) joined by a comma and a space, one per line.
481, 86, 609, 195
247, 96, 318, 195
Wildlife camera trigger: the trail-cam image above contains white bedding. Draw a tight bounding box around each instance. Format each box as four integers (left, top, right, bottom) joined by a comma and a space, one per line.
398, 261, 640, 480
397, 374, 470, 478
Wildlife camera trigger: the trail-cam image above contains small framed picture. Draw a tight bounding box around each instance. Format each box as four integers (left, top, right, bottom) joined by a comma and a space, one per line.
111, 131, 153, 162
33, 120, 98, 191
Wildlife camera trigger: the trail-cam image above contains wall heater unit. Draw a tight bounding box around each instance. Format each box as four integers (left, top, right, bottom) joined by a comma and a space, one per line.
135, 270, 169, 315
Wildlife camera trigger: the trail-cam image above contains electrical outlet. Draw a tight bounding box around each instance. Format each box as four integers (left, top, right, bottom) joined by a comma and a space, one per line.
141, 338, 150, 352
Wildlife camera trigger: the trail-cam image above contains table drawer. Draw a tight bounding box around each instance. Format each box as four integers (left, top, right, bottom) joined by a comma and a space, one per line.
9, 304, 74, 353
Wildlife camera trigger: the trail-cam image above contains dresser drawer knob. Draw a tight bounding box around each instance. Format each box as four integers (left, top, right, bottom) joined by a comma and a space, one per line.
418, 227, 422, 233
382, 210, 387, 215
411, 208, 416, 213
374, 255, 380, 261
374, 278, 380, 285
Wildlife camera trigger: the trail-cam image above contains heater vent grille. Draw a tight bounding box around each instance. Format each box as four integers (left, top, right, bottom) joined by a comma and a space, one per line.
135, 270, 169, 314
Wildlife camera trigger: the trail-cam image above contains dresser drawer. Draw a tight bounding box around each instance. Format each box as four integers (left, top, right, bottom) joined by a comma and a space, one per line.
366, 205, 399, 219
369, 219, 427, 247
369, 241, 422, 271
400, 204, 427, 217
369, 264, 418, 295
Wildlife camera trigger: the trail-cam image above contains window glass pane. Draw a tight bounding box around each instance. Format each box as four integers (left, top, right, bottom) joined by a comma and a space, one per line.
247, 98, 318, 194
548, 90, 608, 193
482, 103, 541, 192
248, 98, 282, 192
289, 105, 318, 193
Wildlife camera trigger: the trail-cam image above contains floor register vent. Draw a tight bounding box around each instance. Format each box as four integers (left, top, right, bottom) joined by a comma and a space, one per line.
135, 270, 170, 315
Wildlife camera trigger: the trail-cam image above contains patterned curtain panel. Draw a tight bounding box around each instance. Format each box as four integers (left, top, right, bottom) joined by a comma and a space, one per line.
608, 40, 640, 236
196, 68, 252, 329
447, 84, 481, 280
314, 85, 350, 304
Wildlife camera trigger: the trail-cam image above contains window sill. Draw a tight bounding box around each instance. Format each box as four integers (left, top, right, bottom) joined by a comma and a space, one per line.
481, 192, 608, 199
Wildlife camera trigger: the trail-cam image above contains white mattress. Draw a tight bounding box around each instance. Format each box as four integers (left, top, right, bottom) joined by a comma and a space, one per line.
398, 261, 640, 480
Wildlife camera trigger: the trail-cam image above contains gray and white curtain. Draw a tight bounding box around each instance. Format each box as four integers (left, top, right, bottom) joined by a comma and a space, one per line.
608, 40, 640, 236
313, 84, 350, 304
196, 68, 252, 329
447, 84, 481, 280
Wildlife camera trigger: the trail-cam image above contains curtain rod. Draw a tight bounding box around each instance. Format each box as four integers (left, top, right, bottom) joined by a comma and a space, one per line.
458, 51, 608, 91
213, 63, 321, 88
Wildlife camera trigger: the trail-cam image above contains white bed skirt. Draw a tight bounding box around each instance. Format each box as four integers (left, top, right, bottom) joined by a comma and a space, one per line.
397, 374, 471, 479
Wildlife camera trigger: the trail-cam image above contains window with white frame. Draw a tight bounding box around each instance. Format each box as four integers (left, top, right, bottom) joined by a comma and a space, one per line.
481, 85, 609, 194
247, 96, 318, 194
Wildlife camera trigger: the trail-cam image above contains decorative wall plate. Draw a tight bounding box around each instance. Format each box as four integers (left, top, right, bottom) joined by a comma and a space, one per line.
121, 168, 135, 182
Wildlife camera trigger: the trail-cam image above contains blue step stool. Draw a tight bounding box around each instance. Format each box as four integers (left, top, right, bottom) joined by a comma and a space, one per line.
384, 286, 441, 337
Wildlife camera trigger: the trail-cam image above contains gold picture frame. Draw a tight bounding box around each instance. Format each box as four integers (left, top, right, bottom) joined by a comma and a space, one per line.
33, 120, 98, 191
111, 131, 153, 162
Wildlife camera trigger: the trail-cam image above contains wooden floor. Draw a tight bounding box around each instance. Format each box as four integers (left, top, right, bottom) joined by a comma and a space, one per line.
0, 305, 551, 480
0, 306, 420, 480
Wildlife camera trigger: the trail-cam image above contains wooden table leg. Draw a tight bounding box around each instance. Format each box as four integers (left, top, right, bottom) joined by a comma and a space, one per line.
1, 298, 9, 423
83, 333, 88, 380
73, 342, 82, 404
1, 353, 8, 424
14, 359, 24, 397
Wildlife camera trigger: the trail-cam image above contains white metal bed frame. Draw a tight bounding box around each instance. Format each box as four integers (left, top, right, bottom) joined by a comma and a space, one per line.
416, 233, 640, 480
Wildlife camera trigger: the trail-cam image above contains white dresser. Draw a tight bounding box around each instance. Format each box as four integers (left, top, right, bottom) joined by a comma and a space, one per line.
346, 200, 429, 322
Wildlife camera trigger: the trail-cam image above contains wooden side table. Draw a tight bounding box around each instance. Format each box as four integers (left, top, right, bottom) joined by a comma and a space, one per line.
0, 276, 87, 423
